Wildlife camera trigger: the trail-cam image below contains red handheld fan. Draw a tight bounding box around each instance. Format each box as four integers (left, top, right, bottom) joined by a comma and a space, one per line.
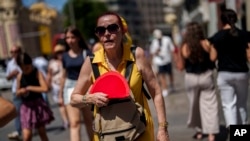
90, 71, 130, 99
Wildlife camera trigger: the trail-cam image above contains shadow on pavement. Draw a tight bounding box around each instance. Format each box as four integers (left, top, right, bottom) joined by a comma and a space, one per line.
215, 125, 228, 141
33, 125, 66, 136
168, 87, 186, 95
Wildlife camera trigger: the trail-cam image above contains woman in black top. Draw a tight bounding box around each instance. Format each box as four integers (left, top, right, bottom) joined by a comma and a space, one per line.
180, 22, 218, 141
209, 9, 250, 128
16, 53, 54, 141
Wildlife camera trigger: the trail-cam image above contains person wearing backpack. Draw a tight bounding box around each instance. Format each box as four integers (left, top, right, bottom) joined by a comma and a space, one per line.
70, 12, 170, 141
150, 29, 176, 97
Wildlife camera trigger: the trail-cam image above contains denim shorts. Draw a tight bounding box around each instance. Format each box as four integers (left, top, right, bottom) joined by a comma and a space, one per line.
63, 78, 77, 105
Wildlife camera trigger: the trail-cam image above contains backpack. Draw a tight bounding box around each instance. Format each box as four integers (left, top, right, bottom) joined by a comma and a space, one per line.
90, 45, 151, 141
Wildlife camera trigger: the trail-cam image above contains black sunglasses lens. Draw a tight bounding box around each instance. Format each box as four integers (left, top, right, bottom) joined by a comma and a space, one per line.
95, 27, 106, 36
95, 24, 119, 36
107, 24, 119, 33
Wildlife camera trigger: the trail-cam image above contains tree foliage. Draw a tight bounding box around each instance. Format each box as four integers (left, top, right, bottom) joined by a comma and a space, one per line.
62, 0, 108, 41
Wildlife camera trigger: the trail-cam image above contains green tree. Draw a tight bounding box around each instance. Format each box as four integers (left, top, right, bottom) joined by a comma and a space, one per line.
63, 0, 108, 40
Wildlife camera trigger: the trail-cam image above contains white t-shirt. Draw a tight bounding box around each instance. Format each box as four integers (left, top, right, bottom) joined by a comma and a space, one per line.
150, 36, 175, 66
33, 56, 48, 77
6, 58, 22, 93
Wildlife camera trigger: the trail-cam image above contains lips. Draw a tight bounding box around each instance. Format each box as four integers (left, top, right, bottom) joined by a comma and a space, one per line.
104, 39, 113, 43
103, 40, 115, 48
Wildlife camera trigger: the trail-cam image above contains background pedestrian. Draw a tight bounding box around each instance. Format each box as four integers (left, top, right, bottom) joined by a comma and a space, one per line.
16, 52, 54, 141
47, 44, 69, 129
180, 22, 219, 141
6, 45, 22, 140
209, 9, 250, 128
150, 29, 176, 97
59, 26, 93, 141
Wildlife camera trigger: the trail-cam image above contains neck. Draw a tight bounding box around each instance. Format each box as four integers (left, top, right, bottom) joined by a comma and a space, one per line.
71, 47, 82, 54
105, 47, 123, 61
104, 47, 123, 70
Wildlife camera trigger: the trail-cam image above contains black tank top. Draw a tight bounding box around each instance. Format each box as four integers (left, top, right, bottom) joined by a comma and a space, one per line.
20, 67, 43, 101
185, 50, 215, 74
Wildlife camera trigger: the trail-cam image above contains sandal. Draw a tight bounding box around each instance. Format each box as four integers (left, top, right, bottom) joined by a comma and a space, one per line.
192, 132, 208, 140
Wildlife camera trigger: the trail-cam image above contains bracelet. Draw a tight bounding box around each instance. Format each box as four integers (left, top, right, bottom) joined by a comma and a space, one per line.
158, 121, 168, 128
81, 95, 89, 107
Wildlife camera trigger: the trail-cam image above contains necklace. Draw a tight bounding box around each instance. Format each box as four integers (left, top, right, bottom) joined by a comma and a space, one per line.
104, 52, 112, 71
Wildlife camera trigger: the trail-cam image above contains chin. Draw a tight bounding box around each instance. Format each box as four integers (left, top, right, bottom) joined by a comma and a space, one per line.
103, 43, 115, 49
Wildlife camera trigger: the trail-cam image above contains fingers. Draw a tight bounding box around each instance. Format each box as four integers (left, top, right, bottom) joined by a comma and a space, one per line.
95, 101, 107, 107
95, 98, 108, 107
94, 93, 109, 107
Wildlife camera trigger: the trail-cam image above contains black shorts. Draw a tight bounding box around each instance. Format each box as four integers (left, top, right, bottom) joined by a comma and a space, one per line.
158, 63, 172, 74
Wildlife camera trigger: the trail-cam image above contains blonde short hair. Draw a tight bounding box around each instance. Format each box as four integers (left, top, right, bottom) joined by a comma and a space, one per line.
153, 29, 162, 39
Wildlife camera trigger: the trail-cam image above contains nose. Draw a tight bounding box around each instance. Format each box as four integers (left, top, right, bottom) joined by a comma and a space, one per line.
66, 38, 73, 43
103, 29, 111, 36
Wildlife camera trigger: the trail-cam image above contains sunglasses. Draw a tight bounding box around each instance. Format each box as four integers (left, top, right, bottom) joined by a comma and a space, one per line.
95, 24, 120, 36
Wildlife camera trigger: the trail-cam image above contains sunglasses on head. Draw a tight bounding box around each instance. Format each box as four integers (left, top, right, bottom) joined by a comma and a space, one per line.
95, 24, 120, 36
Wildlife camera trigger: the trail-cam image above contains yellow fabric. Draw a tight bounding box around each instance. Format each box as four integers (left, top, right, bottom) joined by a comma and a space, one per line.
120, 16, 132, 48
124, 32, 132, 48
92, 46, 155, 141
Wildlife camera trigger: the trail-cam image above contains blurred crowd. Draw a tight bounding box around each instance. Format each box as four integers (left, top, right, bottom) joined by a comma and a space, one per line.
1, 8, 250, 141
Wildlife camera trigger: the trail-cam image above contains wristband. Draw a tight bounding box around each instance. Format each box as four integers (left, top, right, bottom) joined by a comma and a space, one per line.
81, 95, 89, 107
159, 121, 168, 128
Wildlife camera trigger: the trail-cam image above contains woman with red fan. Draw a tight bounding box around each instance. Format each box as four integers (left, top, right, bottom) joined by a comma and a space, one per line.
70, 12, 170, 141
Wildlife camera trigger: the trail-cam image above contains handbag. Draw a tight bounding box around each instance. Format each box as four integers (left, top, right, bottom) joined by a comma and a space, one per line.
0, 96, 17, 128
93, 93, 146, 141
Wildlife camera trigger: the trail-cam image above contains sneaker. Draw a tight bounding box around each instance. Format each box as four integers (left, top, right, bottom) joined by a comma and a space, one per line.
8, 131, 20, 140
162, 89, 168, 97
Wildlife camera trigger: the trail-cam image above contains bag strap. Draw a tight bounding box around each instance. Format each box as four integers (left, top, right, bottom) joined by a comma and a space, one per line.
125, 60, 133, 81
158, 38, 162, 47
128, 45, 151, 100
90, 45, 151, 100
89, 54, 100, 80
89, 54, 99, 112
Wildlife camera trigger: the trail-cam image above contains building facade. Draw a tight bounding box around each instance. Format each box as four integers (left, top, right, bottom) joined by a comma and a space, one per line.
0, 0, 61, 59
0, 0, 22, 59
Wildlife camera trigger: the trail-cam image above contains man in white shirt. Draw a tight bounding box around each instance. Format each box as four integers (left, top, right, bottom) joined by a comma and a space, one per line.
150, 29, 175, 97
6, 45, 22, 139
